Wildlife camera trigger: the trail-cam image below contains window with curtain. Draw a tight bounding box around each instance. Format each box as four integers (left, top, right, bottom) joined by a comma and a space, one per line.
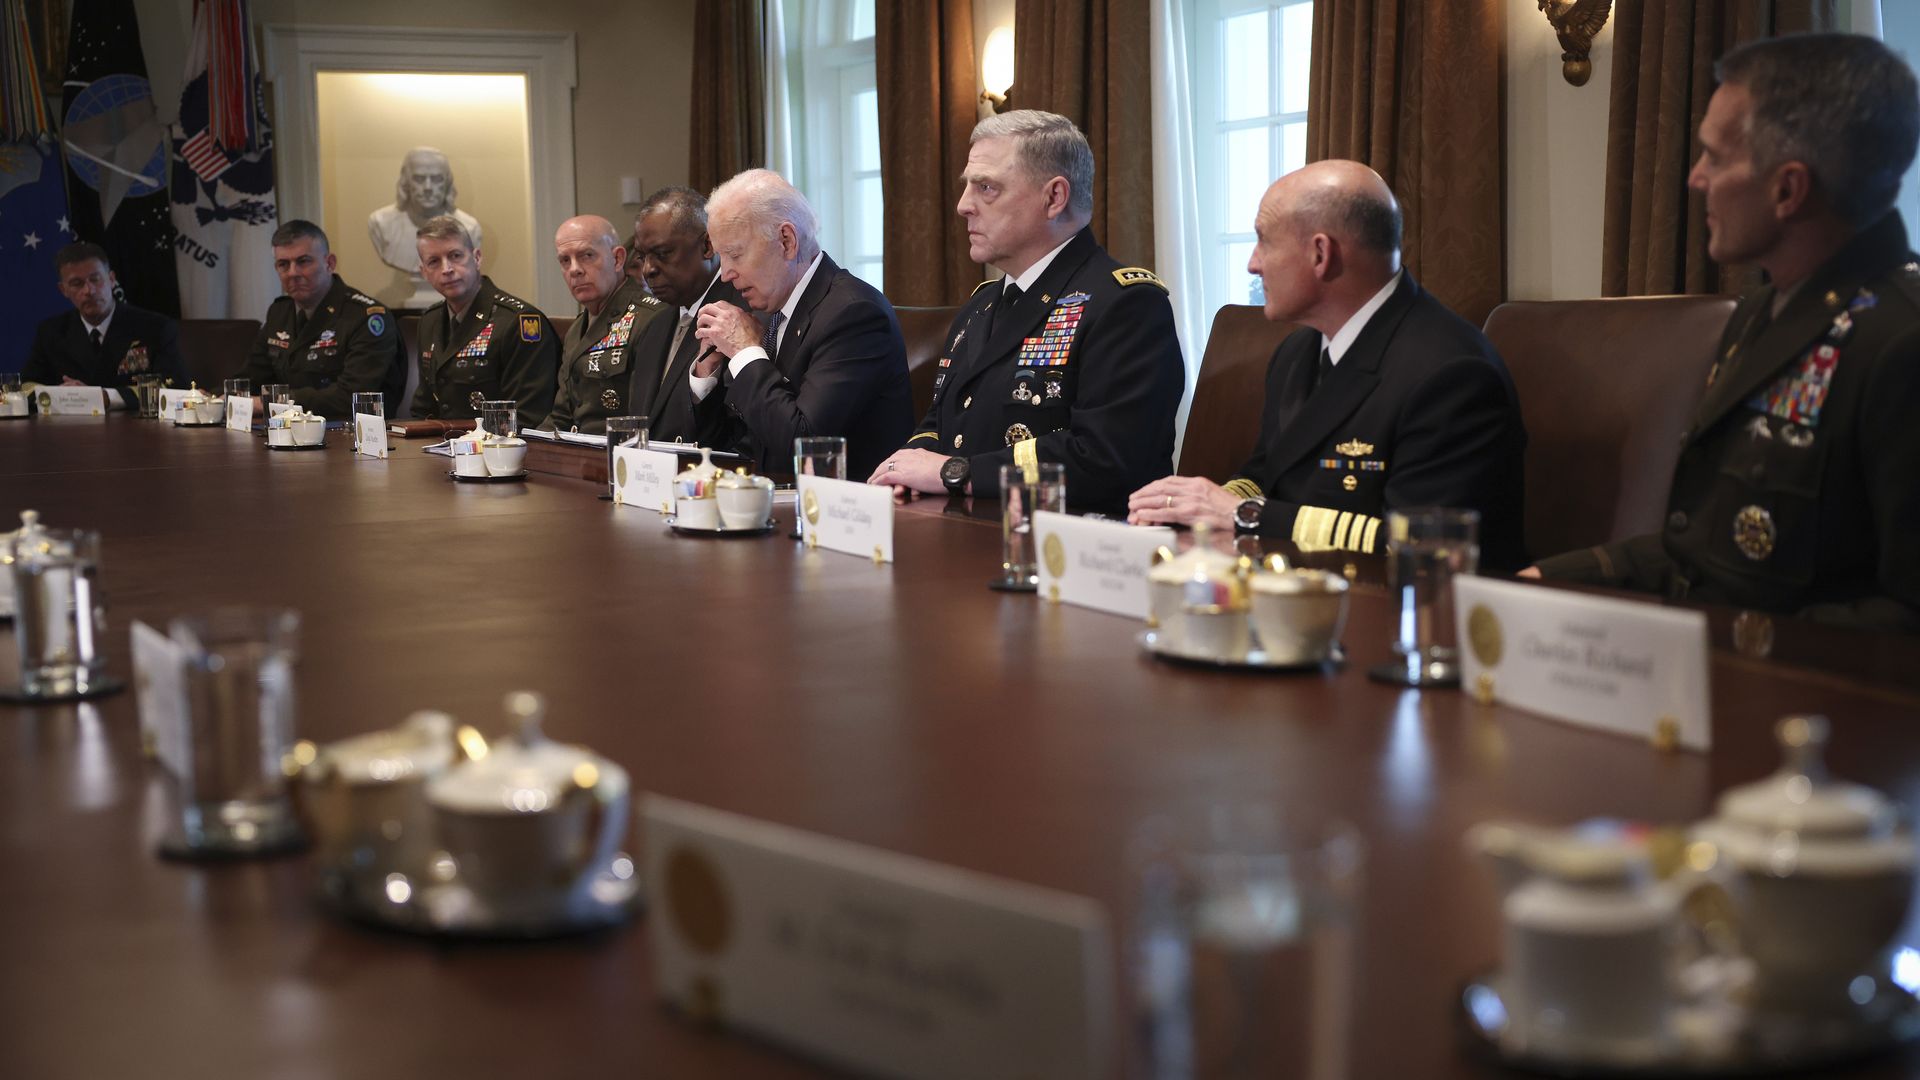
777, 0, 883, 288
1187, 0, 1313, 314
1886, 5, 1920, 238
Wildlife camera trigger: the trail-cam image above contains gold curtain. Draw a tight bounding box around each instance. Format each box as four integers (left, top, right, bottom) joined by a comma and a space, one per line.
689, 0, 766, 195
875, 1, 980, 305
1307, 0, 1507, 326
1602, 0, 1839, 297
1011, 0, 1156, 267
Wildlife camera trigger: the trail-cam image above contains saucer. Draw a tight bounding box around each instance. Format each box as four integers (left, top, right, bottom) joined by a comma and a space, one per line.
1137, 629, 1343, 673
667, 516, 777, 537
448, 469, 529, 483
0, 675, 127, 704
266, 441, 325, 452
172, 419, 225, 428
317, 853, 643, 939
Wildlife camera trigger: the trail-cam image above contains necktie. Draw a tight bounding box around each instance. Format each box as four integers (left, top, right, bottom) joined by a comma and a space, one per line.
761, 312, 785, 363
987, 282, 1023, 340
1315, 346, 1334, 392
665, 311, 693, 389
90, 328, 104, 350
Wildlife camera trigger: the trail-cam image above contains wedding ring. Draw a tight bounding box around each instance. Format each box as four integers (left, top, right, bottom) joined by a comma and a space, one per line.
886, 461, 896, 471
1165, 495, 1173, 509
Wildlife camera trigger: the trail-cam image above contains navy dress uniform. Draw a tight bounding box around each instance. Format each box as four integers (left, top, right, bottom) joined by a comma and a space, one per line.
24, 302, 187, 405
240, 277, 405, 419
1537, 211, 1920, 632
548, 275, 666, 434
905, 227, 1185, 514
413, 276, 560, 429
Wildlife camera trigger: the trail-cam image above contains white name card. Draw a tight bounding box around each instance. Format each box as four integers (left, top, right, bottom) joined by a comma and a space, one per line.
1034, 511, 1173, 619
268, 401, 295, 417
159, 387, 193, 418
644, 795, 1113, 1080
1455, 576, 1712, 751
130, 621, 190, 780
38, 386, 106, 416
612, 446, 678, 514
797, 475, 894, 562
354, 413, 388, 459
225, 394, 254, 431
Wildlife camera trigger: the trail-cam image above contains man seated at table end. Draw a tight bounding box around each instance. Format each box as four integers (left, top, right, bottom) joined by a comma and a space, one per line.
24, 241, 186, 408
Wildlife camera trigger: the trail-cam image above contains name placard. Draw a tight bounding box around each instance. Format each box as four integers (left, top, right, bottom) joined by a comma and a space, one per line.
1034, 511, 1173, 618
159, 387, 193, 418
225, 394, 254, 431
1455, 576, 1712, 751
354, 413, 389, 459
644, 795, 1112, 1080
612, 446, 678, 514
796, 475, 894, 563
130, 621, 190, 780
38, 386, 106, 416
268, 401, 295, 417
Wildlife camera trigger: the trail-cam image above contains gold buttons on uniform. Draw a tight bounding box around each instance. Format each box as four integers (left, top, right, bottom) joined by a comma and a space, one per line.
954, 434, 964, 449
1342, 474, 1358, 492
962, 396, 972, 409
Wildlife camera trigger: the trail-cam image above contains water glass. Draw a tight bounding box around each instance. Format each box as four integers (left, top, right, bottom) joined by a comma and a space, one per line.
163, 607, 304, 857
1134, 804, 1364, 1080
7, 527, 108, 698
261, 383, 292, 410
223, 378, 250, 400
604, 415, 649, 498
792, 436, 848, 539
1369, 508, 1480, 688
993, 462, 1066, 591
480, 399, 519, 440
351, 391, 385, 452
134, 375, 167, 419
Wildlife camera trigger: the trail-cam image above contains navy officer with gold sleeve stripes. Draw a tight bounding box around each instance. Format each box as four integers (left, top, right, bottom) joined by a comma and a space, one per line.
867, 110, 1184, 516
411, 215, 558, 428
1128, 161, 1528, 571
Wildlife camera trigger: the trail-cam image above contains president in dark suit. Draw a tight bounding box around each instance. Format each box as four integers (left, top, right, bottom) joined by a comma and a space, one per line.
25, 242, 186, 406
1128, 161, 1528, 572
690, 169, 913, 477
626, 186, 751, 444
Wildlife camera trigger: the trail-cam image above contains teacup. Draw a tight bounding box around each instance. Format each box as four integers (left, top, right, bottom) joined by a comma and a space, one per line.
717, 473, 775, 529
289, 415, 325, 447
286, 712, 456, 878
0, 391, 31, 418
676, 494, 720, 529
481, 438, 528, 477
266, 420, 293, 447
452, 447, 490, 477
1181, 603, 1251, 662
1249, 569, 1350, 663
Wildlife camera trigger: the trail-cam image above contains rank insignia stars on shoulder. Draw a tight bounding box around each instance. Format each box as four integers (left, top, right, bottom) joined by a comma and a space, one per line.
1112, 267, 1168, 292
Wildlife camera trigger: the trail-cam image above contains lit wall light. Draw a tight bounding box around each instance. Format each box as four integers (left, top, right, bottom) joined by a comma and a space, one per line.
980, 26, 1015, 116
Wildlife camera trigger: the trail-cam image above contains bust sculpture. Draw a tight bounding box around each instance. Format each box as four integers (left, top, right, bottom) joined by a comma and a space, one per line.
367, 147, 483, 307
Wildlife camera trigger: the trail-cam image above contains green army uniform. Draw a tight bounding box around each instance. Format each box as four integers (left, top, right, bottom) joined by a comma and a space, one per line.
548, 276, 666, 433
413, 276, 559, 429
1538, 211, 1920, 632
241, 277, 405, 420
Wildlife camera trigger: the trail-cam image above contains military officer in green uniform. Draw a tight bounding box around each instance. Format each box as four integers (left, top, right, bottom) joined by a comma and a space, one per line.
240, 220, 405, 420
547, 214, 667, 433
866, 110, 1184, 516
1531, 34, 1920, 633
411, 215, 558, 428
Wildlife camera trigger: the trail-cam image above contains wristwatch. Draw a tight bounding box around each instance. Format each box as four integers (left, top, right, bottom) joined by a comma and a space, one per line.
1233, 496, 1267, 534
940, 455, 971, 495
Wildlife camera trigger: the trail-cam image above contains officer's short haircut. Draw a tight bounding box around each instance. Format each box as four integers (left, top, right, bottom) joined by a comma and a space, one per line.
415, 215, 476, 249
970, 109, 1097, 218
638, 186, 709, 240
1716, 33, 1920, 226
707, 169, 820, 257
54, 241, 110, 276
1290, 185, 1404, 259
272, 219, 331, 253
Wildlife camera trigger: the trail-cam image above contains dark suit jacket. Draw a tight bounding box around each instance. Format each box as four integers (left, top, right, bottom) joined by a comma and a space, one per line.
696, 253, 913, 477
1232, 272, 1529, 572
25, 303, 186, 405
627, 276, 747, 445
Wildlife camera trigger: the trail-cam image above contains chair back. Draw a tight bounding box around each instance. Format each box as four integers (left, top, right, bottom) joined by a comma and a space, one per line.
1177, 304, 1298, 482
177, 318, 261, 389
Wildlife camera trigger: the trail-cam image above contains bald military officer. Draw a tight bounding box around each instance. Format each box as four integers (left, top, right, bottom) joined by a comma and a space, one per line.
547, 214, 667, 433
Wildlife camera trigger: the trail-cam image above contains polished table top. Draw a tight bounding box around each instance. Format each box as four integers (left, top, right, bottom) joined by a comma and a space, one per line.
2, 416, 1918, 1078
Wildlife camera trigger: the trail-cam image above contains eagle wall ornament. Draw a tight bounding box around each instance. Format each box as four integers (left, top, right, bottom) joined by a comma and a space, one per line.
1539, 0, 1613, 86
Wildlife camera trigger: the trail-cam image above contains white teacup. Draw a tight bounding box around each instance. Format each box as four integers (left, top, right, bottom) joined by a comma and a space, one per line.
1249, 569, 1350, 663
266, 422, 293, 446
452, 447, 491, 477
717, 478, 775, 529
0, 394, 28, 418
289, 416, 325, 447
676, 495, 720, 529
482, 438, 528, 477
1181, 604, 1251, 662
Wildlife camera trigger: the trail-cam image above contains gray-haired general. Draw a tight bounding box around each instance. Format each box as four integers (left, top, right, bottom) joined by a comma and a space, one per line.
410, 215, 559, 428
690, 168, 912, 477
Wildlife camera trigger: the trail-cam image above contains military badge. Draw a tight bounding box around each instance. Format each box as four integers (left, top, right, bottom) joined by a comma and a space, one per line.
1335, 439, 1375, 457
1013, 382, 1033, 402
1005, 423, 1034, 445
1781, 424, 1815, 449
458, 324, 494, 358
1342, 474, 1358, 492
601, 388, 620, 410
367, 313, 387, 337
1057, 291, 1091, 307
519, 315, 542, 342
1750, 342, 1838, 427
1043, 376, 1063, 399
587, 354, 602, 374
469, 390, 486, 409
318, 330, 337, 345
939, 357, 951, 368
1849, 288, 1878, 313
270, 330, 291, 349
950, 328, 965, 350
1111, 267, 1168, 292
1746, 415, 1773, 441
308, 351, 319, 361
117, 342, 149, 375
1827, 310, 1853, 343
1732, 505, 1776, 561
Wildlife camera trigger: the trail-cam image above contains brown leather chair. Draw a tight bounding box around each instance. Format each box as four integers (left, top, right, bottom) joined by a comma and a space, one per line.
1177, 305, 1298, 482
550, 314, 574, 341
1483, 295, 1736, 560
894, 305, 962, 420
177, 318, 261, 389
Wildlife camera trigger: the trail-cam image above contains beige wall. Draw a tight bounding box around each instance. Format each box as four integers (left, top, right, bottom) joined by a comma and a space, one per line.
1504, 0, 1612, 302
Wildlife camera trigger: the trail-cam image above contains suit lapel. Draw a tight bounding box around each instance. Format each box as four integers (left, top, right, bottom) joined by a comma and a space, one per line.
651, 277, 733, 416
778, 253, 840, 374
952, 228, 1098, 397
1257, 273, 1417, 475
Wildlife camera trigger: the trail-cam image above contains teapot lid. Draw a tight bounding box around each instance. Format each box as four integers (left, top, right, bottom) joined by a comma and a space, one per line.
1147, 521, 1241, 583
6, 509, 43, 543
426, 691, 628, 815
1714, 716, 1895, 838
301, 711, 456, 785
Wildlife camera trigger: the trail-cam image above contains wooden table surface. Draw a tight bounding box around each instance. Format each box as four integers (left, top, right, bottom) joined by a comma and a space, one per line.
2, 416, 1917, 1079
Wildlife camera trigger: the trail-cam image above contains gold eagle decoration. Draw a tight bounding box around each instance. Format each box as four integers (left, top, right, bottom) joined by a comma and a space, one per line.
1539, 0, 1613, 86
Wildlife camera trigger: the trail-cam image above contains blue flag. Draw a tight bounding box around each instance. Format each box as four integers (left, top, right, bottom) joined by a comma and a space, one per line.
0, 0, 73, 374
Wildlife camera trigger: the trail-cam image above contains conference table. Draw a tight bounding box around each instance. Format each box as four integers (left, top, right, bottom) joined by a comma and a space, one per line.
2, 415, 1917, 1079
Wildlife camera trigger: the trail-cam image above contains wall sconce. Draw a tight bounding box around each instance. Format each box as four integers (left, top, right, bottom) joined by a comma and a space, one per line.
1539, 0, 1612, 86
980, 26, 1014, 116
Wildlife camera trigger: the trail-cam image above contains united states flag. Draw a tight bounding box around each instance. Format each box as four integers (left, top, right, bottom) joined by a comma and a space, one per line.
178, 128, 232, 182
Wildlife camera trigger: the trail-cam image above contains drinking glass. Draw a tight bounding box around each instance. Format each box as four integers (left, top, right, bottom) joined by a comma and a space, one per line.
603, 415, 649, 500
7, 527, 109, 699
993, 462, 1066, 591
223, 378, 250, 400
1368, 508, 1480, 687
261, 383, 291, 415
351, 391, 385, 452
134, 375, 167, 419
792, 436, 847, 539
480, 399, 519, 440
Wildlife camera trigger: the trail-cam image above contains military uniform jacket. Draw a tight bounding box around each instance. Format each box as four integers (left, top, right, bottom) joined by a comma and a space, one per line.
549, 275, 666, 434
25, 303, 186, 405
626, 276, 747, 445
1537, 211, 1920, 632
1226, 272, 1529, 571
413, 276, 559, 429
241, 277, 404, 420
905, 227, 1185, 515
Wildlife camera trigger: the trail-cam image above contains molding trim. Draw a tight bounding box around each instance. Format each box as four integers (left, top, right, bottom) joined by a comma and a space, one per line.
262, 24, 578, 312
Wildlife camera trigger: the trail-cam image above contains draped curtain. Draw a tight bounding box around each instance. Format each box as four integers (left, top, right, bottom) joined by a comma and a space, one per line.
689, 0, 767, 195
875, 1, 980, 306
1602, 0, 1840, 297
1306, 0, 1507, 326
1011, 0, 1157, 268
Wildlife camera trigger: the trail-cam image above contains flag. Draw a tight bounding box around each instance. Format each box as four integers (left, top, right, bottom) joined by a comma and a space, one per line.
170, 0, 276, 319
61, 0, 179, 316
0, 0, 73, 373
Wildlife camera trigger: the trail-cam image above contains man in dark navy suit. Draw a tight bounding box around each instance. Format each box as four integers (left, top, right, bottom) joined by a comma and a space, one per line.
1127, 160, 1529, 572
25, 242, 186, 407
689, 169, 912, 477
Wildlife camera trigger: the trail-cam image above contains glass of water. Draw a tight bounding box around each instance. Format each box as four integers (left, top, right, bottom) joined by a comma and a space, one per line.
993, 462, 1066, 591
7, 527, 108, 699
792, 436, 848, 540
223, 378, 250, 400
1134, 803, 1365, 1080
134, 375, 168, 418
1368, 507, 1480, 687
604, 415, 649, 499
480, 399, 519, 440
351, 391, 385, 452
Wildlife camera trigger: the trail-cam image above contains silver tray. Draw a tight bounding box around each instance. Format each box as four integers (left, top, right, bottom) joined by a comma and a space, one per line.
317, 853, 642, 939
666, 515, 777, 537
1456, 970, 1920, 1077
265, 441, 325, 452
448, 469, 529, 483
1137, 629, 1343, 672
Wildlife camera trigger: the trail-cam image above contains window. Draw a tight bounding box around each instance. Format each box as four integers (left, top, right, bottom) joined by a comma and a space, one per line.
778, 0, 883, 289
1188, 0, 1313, 314
1886, 5, 1920, 240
